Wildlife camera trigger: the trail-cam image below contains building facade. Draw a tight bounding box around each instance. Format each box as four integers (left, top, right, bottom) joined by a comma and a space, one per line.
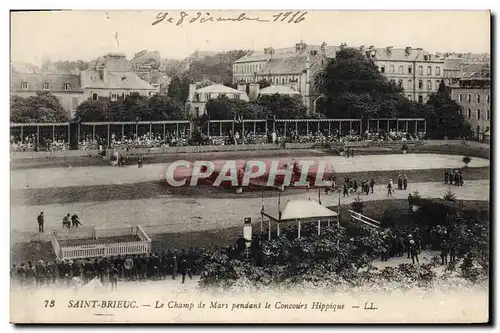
233, 43, 447, 111
369, 46, 445, 103
11, 53, 156, 119
449, 77, 490, 138
186, 83, 250, 117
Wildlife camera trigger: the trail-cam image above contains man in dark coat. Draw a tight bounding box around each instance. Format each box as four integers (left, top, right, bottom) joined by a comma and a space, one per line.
444, 170, 449, 184
403, 175, 408, 190
409, 239, 419, 264
71, 213, 82, 228
37, 212, 44, 232
178, 250, 193, 284
370, 179, 375, 194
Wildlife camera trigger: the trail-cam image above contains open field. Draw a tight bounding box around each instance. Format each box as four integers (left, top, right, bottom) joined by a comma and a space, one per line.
10, 153, 489, 190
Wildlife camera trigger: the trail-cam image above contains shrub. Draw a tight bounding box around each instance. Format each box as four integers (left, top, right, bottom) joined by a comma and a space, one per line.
443, 188, 457, 202
462, 156, 471, 167
352, 193, 365, 213
411, 190, 422, 205
401, 143, 408, 151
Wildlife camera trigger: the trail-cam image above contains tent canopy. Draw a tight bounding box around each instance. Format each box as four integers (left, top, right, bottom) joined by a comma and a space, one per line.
263, 198, 338, 222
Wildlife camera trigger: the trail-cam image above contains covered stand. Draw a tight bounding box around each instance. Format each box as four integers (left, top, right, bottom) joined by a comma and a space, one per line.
261, 199, 338, 240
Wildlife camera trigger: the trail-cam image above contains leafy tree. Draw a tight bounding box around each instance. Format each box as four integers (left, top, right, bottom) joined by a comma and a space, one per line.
424, 84, 471, 139
256, 94, 307, 119
167, 75, 191, 102
74, 99, 113, 122
11, 92, 69, 123
317, 48, 407, 121
257, 79, 271, 89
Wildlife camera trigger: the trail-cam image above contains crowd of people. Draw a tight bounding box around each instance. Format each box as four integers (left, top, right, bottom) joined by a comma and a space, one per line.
11, 127, 424, 152
10, 248, 206, 290
445, 169, 465, 186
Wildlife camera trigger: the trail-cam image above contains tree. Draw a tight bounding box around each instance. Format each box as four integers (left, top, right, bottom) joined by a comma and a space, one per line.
11, 92, 69, 123
167, 76, 191, 102
143, 94, 187, 121
425, 85, 471, 139
74, 99, 113, 122
317, 48, 408, 121
256, 94, 307, 119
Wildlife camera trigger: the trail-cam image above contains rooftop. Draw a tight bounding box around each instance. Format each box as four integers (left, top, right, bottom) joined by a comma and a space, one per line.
11, 72, 82, 92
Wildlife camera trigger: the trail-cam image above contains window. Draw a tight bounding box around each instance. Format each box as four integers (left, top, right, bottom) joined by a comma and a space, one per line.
476, 94, 480, 103
92, 93, 98, 101
427, 80, 432, 90
281, 78, 285, 84
436, 66, 441, 76
408, 79, 412, 89
63, 82, 71, 91
435, 80, 440, 90
467, 94, 471, 103
459, 93, 463, 102
21, 82, 28, 89
427, 66, 432, 75
408, 66, 412, 74
43, 81, 50, 90
477, 109, 481, 119
72, 97, 78, 109
111, 93, 118, 101
380, 66, 385, 73
486, 110, 489, 120
399, 65, 403, 74
418, 95, 423, 103
390, 65, 395, 73
418, 80, 423, 89
487, 94, 490, 103
418, 66, 423, 75
194, 107, 200, 115
467, 109, 471, 118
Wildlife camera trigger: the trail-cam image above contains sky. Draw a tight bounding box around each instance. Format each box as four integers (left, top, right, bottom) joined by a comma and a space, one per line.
10, 10, 491, 66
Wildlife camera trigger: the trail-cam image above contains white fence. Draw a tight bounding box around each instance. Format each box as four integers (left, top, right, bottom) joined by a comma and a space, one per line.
348, 209, 381, 230
51, 225, 151, 260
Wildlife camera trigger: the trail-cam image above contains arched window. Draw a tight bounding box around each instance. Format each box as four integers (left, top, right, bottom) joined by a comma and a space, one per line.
459, 93, 463, 102
63, 82, 71, 90
43, 81, 50, 90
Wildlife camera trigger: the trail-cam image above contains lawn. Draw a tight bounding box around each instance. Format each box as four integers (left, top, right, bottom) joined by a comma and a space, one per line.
11, 166, 489, 207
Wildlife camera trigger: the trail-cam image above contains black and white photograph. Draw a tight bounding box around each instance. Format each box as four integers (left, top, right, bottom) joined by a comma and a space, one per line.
8, 9, 491, 324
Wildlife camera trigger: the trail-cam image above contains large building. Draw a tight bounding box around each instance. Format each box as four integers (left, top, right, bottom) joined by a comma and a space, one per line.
232, 43, 447, 111
233, 42, 339, 112
369, 46, 445, 103
11, 53, 156, 118
449, 76, 490, 140
186, 83, 250, 117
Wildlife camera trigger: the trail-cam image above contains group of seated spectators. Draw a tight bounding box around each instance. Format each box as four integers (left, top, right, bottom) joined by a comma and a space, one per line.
10, 128, 426, 152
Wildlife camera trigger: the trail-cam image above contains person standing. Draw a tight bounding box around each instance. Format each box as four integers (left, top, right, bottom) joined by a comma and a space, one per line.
37, 212, 44, 233
343, 182, 349, 197
403, 175, 408, 190
387, 180, 393, 196
346, 147, 350, 158
459, 172, 464, 186
71, 213, 82, 228
138, 155, 143, 168
444, 170, 449, 184
179, 250, 193, 284
110, 265, 119, 291
62, 214, 71, 229
397, 175, 403, 190
408, 193, 413, 211
370, 179, 375, 194
440, 240, 450, 265
409, 239, 419, 264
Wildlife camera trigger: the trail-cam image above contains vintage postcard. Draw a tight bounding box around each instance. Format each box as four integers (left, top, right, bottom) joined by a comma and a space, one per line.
9, 9, 490, 324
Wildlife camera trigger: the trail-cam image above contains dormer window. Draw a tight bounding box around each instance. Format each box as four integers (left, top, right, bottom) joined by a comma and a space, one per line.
63, 82, 71, 91
21, 82, 28, 90
43, 81, 50, 90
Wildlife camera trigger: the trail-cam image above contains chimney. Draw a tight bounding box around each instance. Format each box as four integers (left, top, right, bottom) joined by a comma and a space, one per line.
237, 83, 246, 92
188, 83, 197, 102
340, 42, 347, 50
248, 83, 260, 101
405, 47, 412, 56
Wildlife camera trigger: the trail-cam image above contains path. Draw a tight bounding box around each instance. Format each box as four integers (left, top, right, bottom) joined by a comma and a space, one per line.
11, 180, 489, 242
10, 154, 489, 190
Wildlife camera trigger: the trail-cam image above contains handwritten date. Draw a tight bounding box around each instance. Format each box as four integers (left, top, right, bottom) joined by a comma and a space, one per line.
152, 11, 307, 26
